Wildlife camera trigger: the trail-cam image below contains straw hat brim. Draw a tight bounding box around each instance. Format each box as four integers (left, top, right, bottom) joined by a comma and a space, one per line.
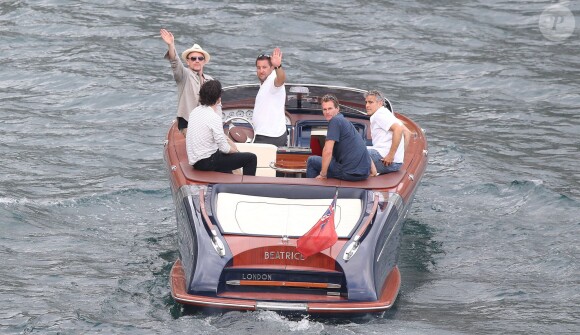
181, 44, 211, 63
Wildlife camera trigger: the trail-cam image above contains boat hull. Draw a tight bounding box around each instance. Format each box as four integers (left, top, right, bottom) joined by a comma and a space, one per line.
164, 84, 428, 313
170, 259, 401, 313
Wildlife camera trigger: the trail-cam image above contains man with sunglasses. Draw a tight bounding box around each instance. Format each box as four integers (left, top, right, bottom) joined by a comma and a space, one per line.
252, 48, 288, 147
160, 28, 213, 136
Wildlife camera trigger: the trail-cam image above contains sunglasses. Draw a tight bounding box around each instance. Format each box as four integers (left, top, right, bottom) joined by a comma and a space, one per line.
257, 54, 270, 59
188, 56, 205, 61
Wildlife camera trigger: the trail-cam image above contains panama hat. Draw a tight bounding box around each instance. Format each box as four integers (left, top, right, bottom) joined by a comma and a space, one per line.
181, 44, 211, 63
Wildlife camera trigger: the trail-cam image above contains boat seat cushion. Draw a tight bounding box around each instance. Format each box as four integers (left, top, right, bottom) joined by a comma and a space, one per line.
216, 193, 362, 237
235, 142, 277, 177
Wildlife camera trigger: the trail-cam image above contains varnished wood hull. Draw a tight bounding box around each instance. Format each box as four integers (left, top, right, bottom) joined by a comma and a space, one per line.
164, 84, 428, 313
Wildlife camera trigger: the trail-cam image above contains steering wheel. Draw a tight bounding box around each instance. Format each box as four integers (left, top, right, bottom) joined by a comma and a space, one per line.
223, 117, 256, 143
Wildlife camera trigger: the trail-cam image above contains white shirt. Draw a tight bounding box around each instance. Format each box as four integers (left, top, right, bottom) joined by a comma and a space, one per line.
252, 71, 286, 137
186, 105, 231, 165
369, 106, 405, 163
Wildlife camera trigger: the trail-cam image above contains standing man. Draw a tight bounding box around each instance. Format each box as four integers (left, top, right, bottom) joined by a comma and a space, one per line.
186, 80, 257, 175
306, 94, 371, 181
252, 48, 287, 147
160, 28, 213, 136
364, 90, 405, 175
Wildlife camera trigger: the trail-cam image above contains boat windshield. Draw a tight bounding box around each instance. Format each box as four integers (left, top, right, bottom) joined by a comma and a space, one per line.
222, 84, 368, 116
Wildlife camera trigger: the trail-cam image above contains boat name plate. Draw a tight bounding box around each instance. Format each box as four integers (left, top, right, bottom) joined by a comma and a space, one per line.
264, 251, 305, 261
241, 273, 273, 281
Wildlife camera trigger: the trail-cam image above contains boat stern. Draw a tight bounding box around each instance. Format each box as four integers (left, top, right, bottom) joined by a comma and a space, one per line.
170, 183, 408, 313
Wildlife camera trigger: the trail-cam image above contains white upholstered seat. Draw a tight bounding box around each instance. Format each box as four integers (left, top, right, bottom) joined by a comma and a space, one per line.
235, 142, 278, 177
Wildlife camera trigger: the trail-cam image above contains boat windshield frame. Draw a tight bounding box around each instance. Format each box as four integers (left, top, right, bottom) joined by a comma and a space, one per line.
222, 83, 387, 118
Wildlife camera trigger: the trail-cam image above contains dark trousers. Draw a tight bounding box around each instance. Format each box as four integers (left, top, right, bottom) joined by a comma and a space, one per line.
254, 133, 287, 147
306, 156, 369, 181
194, 150, 257, 176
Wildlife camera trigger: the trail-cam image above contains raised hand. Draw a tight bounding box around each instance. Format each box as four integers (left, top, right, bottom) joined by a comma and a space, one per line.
270, 47, 283, 68
160, 29, 174, 45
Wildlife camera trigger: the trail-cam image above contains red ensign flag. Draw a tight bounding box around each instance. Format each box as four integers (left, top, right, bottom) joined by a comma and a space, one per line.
296, 191, 338, 258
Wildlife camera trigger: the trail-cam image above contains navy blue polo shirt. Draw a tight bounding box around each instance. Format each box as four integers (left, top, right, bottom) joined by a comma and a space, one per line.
326, 113, 371, 177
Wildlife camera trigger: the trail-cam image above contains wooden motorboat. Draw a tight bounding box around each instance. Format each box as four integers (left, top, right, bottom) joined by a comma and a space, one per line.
163, 84, 428, 313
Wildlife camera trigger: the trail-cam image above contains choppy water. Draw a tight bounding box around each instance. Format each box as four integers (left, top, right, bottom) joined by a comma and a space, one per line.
1, 1, 579, 334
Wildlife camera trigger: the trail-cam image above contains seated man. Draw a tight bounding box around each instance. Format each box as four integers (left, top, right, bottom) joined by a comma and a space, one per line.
364, 90, 406, 176
306, 94, 371, 181
186, 80, 257, 175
